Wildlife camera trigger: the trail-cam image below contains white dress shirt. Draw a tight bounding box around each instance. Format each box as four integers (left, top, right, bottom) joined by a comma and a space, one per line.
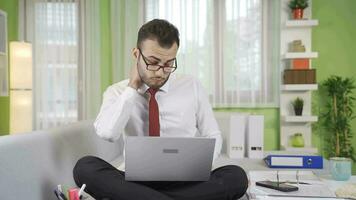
94, 74, 222, 170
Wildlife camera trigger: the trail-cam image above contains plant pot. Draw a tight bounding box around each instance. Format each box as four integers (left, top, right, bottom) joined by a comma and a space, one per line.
294, 107, 303, 116
330, 157, 352, 181
292, 8, 304, 19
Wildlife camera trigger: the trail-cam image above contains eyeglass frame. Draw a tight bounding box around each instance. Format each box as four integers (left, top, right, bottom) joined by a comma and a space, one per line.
137, 48, 178, 73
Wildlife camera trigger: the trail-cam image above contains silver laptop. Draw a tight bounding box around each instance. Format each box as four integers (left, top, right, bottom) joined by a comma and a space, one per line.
125, 136, 215, 181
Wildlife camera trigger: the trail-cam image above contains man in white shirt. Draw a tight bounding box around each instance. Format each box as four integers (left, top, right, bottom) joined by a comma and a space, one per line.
73, 19, 248, 200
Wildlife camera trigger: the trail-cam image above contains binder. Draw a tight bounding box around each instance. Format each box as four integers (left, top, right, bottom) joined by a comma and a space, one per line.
227, 115, 247, 159
264, 155, 323, 169
247, 115, 264, 159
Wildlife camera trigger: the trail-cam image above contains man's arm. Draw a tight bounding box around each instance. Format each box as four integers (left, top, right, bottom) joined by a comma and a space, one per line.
195, 79, 222, 163
94, 64, 142, 141
93, 85, 139, 141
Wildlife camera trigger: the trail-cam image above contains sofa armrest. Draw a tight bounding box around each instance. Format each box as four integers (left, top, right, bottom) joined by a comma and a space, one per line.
0, 120, 123, 200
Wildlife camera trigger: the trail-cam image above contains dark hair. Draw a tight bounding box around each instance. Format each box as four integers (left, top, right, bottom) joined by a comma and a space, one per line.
137, 19, 180, 49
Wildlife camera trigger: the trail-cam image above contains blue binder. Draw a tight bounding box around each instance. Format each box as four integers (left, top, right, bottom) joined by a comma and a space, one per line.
264, 155, 323, 169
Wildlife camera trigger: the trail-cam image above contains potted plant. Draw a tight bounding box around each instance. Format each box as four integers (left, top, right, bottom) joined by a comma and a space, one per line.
288, 0, 309, 19
291, 97, 304, 116
321, 76, 355, 180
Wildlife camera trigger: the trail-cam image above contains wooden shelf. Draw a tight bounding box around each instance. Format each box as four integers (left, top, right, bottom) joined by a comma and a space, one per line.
281, 84, 318, 91
286, 19, 319, 27
283, 52, 318, 59
284, 146, 318, 154
283, 116, 318, 123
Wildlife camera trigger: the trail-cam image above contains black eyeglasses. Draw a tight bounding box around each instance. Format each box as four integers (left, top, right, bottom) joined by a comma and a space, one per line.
138, 48, 178, 73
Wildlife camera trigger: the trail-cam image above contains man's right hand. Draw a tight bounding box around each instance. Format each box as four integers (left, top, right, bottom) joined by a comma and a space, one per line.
128, 64, 142, 90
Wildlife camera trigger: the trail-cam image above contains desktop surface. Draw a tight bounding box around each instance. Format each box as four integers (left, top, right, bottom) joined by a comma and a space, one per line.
215, 154, 356, 200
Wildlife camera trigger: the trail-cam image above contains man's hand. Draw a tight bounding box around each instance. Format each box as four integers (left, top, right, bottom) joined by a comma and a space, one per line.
128, 64, 142, 90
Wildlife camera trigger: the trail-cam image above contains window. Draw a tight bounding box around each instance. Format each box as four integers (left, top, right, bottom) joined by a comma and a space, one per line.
144, 0, 279, 107
33, 2, 78, 128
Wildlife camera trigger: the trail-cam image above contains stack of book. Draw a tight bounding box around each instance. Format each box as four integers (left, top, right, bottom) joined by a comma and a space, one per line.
290, 40, 306, 52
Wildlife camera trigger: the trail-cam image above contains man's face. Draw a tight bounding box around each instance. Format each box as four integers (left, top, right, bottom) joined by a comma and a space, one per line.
134, 39, 178, 89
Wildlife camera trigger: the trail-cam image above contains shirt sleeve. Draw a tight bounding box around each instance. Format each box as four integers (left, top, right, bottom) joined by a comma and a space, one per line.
195, 79, 222, 164
93, 85, 139, 142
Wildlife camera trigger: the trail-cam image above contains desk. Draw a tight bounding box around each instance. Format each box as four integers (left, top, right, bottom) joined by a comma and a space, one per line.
319, 175, 356, 194
215, 154, 356, 200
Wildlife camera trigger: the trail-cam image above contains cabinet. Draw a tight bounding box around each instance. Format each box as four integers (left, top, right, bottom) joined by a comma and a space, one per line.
0, 9, 8, 96
280, 0, 318, 153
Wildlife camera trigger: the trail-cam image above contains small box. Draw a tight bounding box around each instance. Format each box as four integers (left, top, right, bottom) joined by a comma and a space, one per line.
284, 69, 316, 84
291, 59, 309, 69
306, 69, 316, 83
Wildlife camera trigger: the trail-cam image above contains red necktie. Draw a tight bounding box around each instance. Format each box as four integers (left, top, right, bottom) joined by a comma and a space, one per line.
148, 88, 160, 136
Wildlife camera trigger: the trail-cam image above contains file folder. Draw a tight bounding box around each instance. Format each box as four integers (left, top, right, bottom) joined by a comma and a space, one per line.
227, 115, 247, 159
247, 115, 264, 159
264, 155, 323, 169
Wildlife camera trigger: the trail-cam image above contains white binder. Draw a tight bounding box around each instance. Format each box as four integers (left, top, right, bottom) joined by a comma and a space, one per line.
227, 115, 247, 159
247, 115, 264, 159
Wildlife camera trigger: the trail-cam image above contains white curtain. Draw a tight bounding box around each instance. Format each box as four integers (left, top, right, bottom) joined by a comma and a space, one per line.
110, 0, 144, 82
144, 0, 280, 107
78, 0, 101, 120
22, 0, 101, 130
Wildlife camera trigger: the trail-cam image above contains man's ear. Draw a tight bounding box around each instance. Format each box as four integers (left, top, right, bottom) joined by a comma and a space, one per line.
132, 48, 139, 60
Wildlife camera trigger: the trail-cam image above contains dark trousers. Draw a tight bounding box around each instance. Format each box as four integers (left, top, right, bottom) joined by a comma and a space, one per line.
73, 156, 248, 200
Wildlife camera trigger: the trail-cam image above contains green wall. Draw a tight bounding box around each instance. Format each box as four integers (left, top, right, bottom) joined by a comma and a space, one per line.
100, 0, 112, 93
312, 0, 356, 174
0, 0, 18, 136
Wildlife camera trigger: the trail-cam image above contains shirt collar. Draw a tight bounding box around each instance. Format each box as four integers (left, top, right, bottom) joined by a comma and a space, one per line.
137, 77, 171, 94
159, 78, 170, 93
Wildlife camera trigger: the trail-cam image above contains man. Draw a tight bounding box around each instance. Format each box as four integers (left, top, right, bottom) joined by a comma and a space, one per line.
73, 19, 248, 200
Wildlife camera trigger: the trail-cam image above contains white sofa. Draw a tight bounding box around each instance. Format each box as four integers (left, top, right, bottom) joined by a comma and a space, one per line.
0, 113, 246, 200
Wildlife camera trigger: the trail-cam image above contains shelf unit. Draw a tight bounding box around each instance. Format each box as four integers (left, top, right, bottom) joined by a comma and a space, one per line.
285, 19, 319, 27
0, 9, 8, 96
279, 0, 319, 154
285, 147, 318, 153
282, 116, 318, 123
281, 84, 318, 91
283, 52, 318, 59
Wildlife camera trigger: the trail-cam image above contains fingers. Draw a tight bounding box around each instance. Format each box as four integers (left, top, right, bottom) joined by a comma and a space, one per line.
128, 63, 142, 90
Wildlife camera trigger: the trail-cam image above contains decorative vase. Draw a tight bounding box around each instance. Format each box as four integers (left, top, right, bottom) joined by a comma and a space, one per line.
294, 106, 303, 116
330, 157, 352, 181
293, 8, 304, 19
291, 133, 304, 147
